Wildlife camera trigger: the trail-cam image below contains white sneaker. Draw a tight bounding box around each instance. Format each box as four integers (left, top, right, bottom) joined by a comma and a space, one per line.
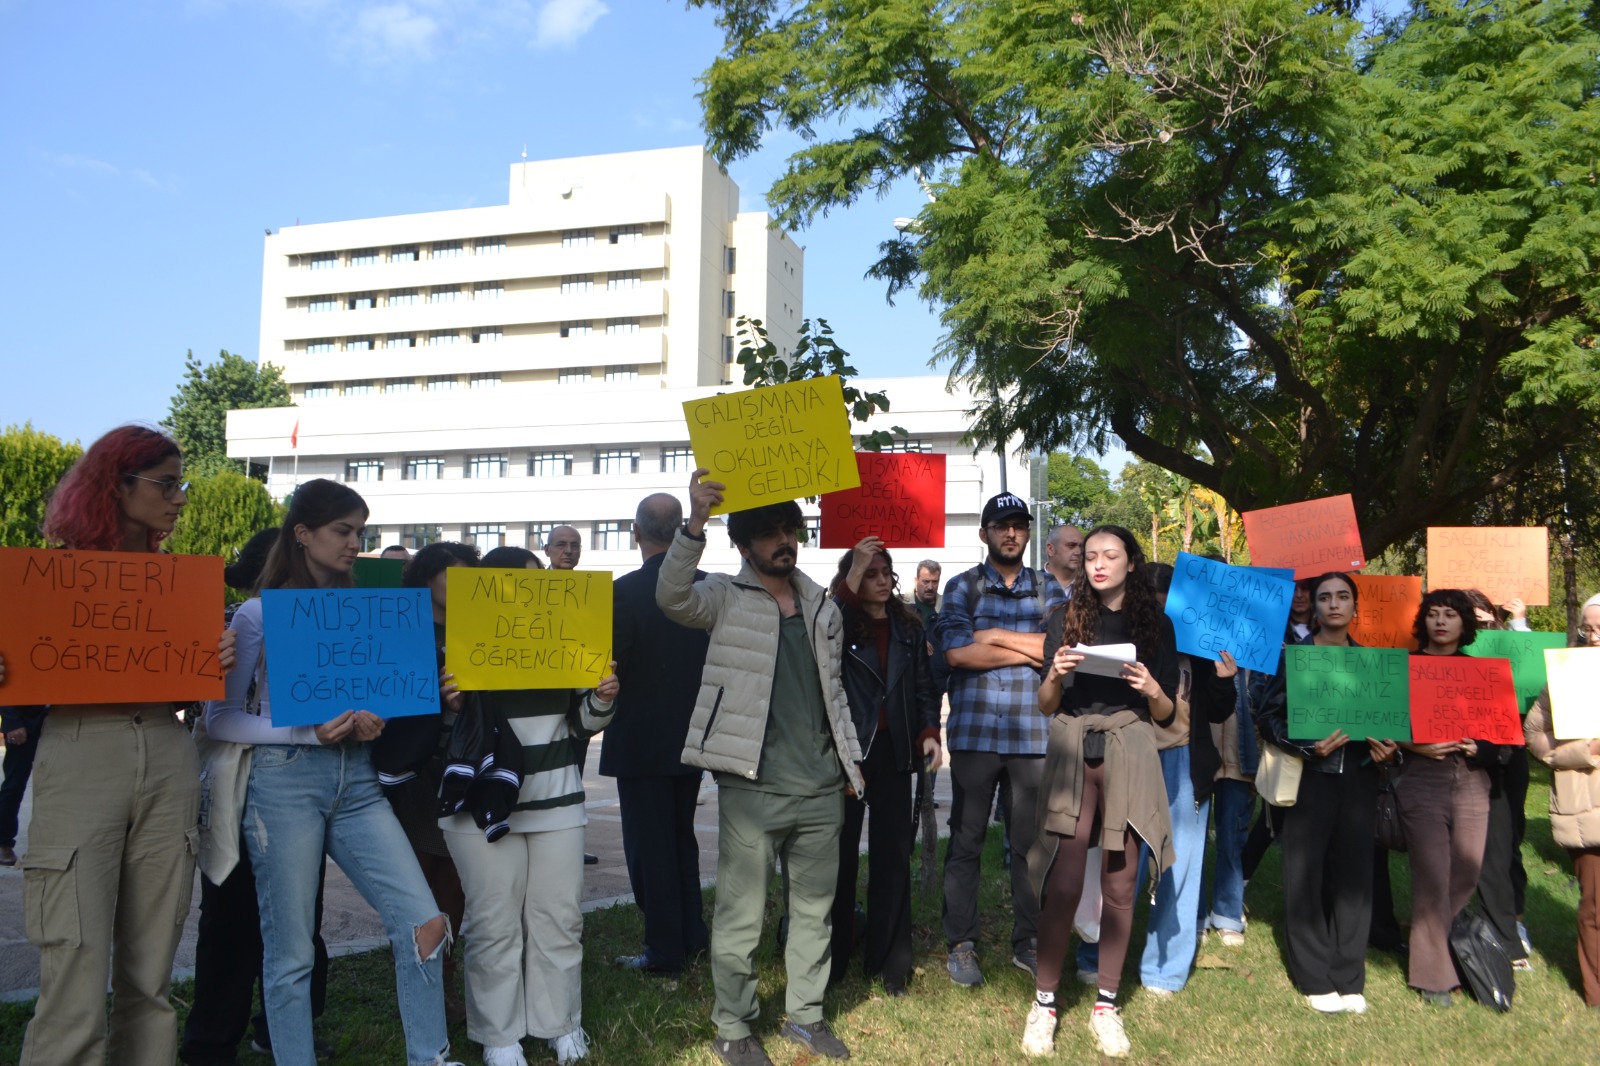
1218, 929, 1246, 947
482, 1045, 527, 1066
549, 1029, 589, 1065
1306, 992, 1345, 1013
1088, 1007, 1131, 1058
1340, 994, 1368, 1014
1143, 986, 1176, 999
1020, 1003, 1057, 1057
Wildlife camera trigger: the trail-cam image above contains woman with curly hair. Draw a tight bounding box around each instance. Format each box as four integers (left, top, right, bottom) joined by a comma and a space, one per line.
1398, 587, 1503, 1006
0, 424, 234, 1065
826, 537, 942, 995
1023, 525, 1177, 1059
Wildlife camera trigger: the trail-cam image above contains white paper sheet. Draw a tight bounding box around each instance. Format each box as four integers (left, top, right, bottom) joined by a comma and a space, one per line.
1068, 642, 1137, 678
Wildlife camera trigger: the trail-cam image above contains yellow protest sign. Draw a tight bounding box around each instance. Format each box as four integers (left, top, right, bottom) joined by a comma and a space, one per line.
683, 375, 861, 514
1545, 646, 1600, 740
444, 568, 612, 690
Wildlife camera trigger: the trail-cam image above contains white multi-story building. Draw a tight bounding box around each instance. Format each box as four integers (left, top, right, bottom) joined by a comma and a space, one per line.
229, 147, 1035, 584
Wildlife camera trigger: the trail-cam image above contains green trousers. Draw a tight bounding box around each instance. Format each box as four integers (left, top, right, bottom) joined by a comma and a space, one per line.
711, 786, 843, 1039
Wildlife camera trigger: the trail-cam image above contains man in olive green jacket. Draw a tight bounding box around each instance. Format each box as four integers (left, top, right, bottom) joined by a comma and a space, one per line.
656, 469, 862, 1066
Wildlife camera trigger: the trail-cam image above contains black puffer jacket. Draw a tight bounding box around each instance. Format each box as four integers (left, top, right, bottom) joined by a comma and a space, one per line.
837, 606, 941, 775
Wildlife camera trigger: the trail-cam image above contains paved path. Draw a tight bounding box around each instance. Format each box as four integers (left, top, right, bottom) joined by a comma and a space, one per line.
0, 734, 953, 1002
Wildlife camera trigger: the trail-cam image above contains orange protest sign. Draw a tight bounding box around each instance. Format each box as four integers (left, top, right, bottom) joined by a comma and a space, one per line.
1241, 494, 1365, 579
819, 452, 946, 549
1348, 574, 1423, 650
0, 548, 227, 705
1426, 527, 1549, 606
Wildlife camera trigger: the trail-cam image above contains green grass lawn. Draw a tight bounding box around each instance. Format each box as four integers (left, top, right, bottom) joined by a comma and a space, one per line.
5, 764, 1599, 1064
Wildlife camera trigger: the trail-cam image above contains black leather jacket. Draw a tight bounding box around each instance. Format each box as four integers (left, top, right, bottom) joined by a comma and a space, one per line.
838, 606, 941, 775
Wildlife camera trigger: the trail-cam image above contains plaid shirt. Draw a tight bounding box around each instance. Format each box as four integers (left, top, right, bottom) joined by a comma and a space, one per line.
933, 562, 1067, 756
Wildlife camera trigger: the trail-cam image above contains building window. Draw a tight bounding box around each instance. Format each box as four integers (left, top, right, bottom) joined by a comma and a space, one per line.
350, 248, 379, 267
345, 458, 384, 482
560, 274, 592, 295
389, 289, 418, 306
661, 446, 696, 473
723, 290, 736, 317
389, 245, 419, 263
559, 321, 592, 339
471, 327, 502, 344
725, 246, 737, 274
724, 334, 736, 363
347, 293, 375, 310
609, 225, 643, 245
604, 365, 639, 382
528, 522, 556, 550
529, 451, 573, 477
303, 383, 334, 399
344, 379, 377, 396
428, 288, 460, 304
308, 296, 337, 313
428, 241, 463, 259
386, 378, 417, 393
405, 455, 445, 480
425, 375, 458, 392
475, 283, 503, 300
385, 335, 416, 349
558, 368, 589, 385
883, 439, 932, 453
593, 449, 640, 475
345, 337, 373, 353
607, 271, 641, 291
467, 453, 508, 479
562, 229, 593, 248
427, 331, 459, 346
595, 520, 634, 551
309, 253, 339, 270
475, 237, 505, 255
606, 318, 640, 335
306, 339, 336, 354
467, 524, 507, 552
402, 524, 442, 549
359, 527, 383, 552
470, 373, 501, 389
803, 516, 821, 544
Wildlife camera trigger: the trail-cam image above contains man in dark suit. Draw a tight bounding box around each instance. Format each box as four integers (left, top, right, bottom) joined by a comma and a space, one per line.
605, 492, 713, 974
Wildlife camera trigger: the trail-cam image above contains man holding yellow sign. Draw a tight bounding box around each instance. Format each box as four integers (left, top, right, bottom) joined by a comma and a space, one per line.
656, 469, 863, 1066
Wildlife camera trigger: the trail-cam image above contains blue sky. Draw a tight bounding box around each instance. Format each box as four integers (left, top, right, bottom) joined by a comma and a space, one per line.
0, 0, 949, 447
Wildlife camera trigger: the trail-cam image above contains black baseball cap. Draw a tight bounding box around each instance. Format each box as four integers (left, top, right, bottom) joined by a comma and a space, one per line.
981, 492, 1031, 526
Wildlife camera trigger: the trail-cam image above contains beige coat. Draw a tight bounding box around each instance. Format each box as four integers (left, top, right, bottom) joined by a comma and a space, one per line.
655, 529, 863, 793
1526, 693, 1600, 849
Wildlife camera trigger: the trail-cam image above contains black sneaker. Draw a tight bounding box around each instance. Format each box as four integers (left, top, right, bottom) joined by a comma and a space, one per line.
251, 1035, 336, 1059
710, 1035, 774, 1066
1012, 938, 1038, 978
781, 1019, 850, 1059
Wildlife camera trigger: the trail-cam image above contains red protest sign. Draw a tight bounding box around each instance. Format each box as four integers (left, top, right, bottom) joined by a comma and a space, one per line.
1408, 655, 1524, 746
0, 548, 227, 705
1426, 526, 1549, 606
1241, 494, 1366, 579
819, 452, 946, 549
1348, 574, 1423, 649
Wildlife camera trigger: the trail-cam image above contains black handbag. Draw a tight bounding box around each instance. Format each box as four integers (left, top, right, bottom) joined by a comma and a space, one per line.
1450, 909, 1516, 1012
1374, 767, 1407, 853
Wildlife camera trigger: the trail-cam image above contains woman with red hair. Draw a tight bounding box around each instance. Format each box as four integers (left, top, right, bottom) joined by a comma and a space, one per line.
0, 424, 235, 1066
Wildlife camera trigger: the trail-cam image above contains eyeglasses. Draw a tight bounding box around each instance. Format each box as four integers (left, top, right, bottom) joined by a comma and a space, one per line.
126, 474, 190, 499
1580, 624, 1600, 638
986, 520, 1030, 533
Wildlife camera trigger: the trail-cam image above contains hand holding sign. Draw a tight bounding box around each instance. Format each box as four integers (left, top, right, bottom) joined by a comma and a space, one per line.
685, 468, 726, 537
1285, 645, 1410, 741
1163, 554, 1294, 674
446, 568, 613, 690
1408, 655, 1524, 746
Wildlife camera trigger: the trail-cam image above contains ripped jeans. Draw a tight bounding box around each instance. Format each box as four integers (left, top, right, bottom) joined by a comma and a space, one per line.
245, 743, 450, 1066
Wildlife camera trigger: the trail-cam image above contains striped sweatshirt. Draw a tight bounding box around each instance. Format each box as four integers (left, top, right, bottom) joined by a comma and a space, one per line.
440, 686, 613, 836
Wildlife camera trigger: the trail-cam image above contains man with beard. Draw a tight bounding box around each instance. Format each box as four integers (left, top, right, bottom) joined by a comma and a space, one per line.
656, 471, 864, 1066
933, 492, 1067, 987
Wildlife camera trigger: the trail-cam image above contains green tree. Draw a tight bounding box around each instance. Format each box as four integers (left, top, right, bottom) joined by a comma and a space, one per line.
162, 350, 290, 478
166, 469, 284, 602
1044, 454, 1114, 528
693, 0, 1600, 557
0, 424, 82, 547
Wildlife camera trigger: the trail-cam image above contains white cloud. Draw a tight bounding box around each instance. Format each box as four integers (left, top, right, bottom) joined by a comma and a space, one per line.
32, 150, 173, 191
532, 0, 607, 50
350, 3, 442, 63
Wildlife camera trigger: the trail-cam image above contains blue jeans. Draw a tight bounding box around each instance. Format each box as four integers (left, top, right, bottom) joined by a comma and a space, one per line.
245, 743, 449, 1066
1138, 745, 1209, 992
1207, 779, 1255, 932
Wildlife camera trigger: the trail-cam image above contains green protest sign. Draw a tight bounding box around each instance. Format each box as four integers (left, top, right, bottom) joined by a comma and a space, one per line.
1465, 630, 1567, 714
353, 557, 404, 589
1285, 645, 1411, 742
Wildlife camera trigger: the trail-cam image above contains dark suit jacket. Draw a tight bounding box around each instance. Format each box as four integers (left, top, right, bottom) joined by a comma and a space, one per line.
601, 552, 711, 778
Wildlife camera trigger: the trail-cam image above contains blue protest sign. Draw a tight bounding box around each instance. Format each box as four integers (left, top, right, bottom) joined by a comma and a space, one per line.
260, 588, 439, 726
1164, 553, 1296, 675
